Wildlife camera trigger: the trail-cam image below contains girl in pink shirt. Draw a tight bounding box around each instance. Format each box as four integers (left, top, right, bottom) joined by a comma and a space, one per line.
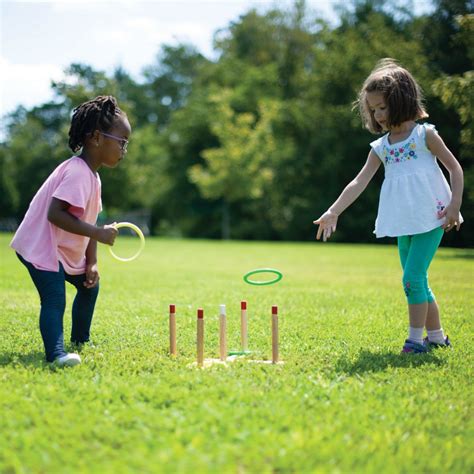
11, 95, 132, 367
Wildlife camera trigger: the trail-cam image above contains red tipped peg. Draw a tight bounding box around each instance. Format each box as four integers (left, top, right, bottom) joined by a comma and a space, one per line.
241, 301, 247, 310
169, 304, 176, 313
197, 308, 204, 319
272, 305, 278, 315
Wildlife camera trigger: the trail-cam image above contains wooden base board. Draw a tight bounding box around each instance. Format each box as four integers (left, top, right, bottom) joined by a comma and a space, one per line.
189, 355, 239, 368
189, 356, 284, 368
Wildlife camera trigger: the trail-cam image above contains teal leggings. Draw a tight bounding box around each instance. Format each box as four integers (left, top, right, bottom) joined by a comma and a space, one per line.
397, 227, 444, 305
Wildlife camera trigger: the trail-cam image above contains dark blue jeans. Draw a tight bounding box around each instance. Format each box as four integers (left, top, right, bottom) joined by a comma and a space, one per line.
17, 253, 99, 362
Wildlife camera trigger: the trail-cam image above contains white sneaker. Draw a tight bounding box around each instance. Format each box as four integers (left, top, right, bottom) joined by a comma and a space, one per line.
55, 353, 81, 367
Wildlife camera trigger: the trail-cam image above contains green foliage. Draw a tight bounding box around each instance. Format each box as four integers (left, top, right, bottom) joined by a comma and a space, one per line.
151, 91, 221, 237
104, 124, 168, 212
432, 71, 473, 158
1, 107, 67, 217
1, 0, 472, 245
188, 91, 295, 239
432, 69, 474, 240
190, 92, 289, 201
140, 44, 210, 127
418, 0, 473, 75
1, 235, 473, 472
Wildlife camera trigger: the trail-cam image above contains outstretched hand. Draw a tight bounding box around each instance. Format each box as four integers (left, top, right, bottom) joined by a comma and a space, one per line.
313, 211, 338, 241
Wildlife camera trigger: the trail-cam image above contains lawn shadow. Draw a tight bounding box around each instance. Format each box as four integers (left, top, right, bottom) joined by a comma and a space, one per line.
335, 350, 445, 375
0, 350, 47, 368
436, 250, 474, 260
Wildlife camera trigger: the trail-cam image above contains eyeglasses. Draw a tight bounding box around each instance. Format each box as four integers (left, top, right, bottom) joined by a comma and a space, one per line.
99, 132, 129, 152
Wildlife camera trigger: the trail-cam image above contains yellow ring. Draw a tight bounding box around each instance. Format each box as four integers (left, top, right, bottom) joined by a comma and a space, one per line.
108, 222, 145, 262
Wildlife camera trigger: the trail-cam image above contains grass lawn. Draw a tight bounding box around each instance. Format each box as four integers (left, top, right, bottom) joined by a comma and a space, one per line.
1, 233, 473, 473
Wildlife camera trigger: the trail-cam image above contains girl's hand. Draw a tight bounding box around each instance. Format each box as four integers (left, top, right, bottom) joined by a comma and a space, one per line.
96, 224, 119, 245
84, 263, 99, 288
313, 211, 339, 241
438, 204, 462, 232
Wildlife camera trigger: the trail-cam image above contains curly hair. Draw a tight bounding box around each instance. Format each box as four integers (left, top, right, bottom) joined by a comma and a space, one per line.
68, 95, 124, 152
356, 59, 428, 134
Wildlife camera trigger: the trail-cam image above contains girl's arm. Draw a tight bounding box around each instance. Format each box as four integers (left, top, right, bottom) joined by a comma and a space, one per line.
48, 197, 117, 245
84, 238, 99, 288
314, 149, 381, 241
426, 128, 464, 231
85, 238, 97, 265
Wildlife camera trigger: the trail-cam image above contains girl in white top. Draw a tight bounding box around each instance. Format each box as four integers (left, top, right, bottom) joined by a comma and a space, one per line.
314, 59, 464, 354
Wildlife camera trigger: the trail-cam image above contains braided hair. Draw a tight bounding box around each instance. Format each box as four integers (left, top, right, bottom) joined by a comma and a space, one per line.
68, 95, 124, 153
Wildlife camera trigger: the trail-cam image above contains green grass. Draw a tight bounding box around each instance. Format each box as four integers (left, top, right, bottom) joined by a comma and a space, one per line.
1, 233, 473, 473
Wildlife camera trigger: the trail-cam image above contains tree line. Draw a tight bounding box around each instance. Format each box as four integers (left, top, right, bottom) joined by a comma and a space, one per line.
1, 0, 472, 246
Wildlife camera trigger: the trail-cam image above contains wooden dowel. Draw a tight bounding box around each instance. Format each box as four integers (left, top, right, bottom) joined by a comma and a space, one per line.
169, 304, 176, 356
271, 305, 278, 364
197, 308, 204, 367
219, 304, 227, 361
241, 300, 248, 351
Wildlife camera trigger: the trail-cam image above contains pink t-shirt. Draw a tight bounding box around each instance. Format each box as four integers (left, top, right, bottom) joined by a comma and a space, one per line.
11, 157, 102, 275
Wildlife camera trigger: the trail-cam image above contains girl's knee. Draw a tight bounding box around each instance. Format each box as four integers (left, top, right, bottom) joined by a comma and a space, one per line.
402, 275, 429, 304
40, 290, 66, 312
89, 283, 99, 296
78, 283, 99, 299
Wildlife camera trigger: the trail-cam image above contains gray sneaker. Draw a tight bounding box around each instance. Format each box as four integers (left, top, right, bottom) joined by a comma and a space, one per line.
401, 339, 429, 353
423, 335, 452, 349
54, 353, 81, 367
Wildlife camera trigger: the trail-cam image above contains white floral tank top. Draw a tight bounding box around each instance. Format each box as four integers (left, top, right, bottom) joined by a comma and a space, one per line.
370, 123, 456, 238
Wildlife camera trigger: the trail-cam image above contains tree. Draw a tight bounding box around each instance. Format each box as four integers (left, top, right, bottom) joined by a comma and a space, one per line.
1, 0, 472, 246
0, 103, 68, 218
432, 69, 474, 246
139, 44, 210, 128
189, 90, 292, 238
418, 0, 473, 75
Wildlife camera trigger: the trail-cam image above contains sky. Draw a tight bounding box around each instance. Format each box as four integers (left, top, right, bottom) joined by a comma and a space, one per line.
1, 0, 435, 116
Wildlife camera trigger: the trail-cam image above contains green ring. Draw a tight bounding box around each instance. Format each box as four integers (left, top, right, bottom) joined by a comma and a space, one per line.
228, 350, 252, 356
243, 268, 283, 286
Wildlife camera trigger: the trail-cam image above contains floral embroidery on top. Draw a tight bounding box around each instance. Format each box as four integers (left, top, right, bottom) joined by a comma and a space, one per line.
436, 199, 445, 213
382, 137, 418, 165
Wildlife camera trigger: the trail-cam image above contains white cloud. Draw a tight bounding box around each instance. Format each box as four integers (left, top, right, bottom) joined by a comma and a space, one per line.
50, 0, 137, 10
0, 0, 346, 116
99, 16, 211, 48
0, 57, 64, 115
125, 16, 209, 41
88, 16, 214, 76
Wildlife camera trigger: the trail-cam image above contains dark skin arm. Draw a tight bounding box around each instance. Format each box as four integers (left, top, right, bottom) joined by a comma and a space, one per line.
84, 238, 99, 288
48, 197, 118, 288
47, 197, 117, 244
